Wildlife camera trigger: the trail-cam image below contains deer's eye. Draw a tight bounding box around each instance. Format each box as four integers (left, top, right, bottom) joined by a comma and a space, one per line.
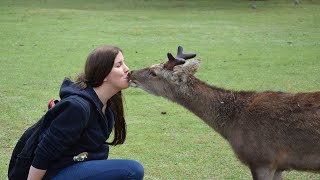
149, 71, 157, 77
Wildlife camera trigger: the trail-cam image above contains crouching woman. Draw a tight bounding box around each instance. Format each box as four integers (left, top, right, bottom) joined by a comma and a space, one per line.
26, 45, 144, 179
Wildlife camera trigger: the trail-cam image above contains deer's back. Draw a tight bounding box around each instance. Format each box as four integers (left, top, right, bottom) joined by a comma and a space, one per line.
228, 91, 320, 170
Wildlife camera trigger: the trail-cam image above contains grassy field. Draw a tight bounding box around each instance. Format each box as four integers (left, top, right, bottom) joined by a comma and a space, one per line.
1, 0, 320, 179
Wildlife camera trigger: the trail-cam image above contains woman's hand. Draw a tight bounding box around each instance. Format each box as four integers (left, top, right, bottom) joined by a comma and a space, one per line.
27, 166, 47, 180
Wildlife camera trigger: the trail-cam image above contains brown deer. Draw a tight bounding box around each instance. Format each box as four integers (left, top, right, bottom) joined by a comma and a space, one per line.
128, 46, 320, 180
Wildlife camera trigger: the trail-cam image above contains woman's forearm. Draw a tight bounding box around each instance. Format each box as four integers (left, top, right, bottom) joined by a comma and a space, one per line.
27, 166, 47, 180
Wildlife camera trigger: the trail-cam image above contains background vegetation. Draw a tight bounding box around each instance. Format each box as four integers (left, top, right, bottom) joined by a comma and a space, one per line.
1, 0, 319, 179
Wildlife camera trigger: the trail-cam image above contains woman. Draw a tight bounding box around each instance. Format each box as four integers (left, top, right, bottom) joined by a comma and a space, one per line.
27, 45, 144, 179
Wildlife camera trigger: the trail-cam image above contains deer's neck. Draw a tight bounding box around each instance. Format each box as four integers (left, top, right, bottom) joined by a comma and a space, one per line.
168, 77, 252, 138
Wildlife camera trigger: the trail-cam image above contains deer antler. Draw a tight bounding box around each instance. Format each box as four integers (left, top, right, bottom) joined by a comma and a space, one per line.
164, 46, 196, 70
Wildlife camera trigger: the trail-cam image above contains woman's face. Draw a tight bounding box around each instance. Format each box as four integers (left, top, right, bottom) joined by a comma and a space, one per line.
105, 51, 130, 90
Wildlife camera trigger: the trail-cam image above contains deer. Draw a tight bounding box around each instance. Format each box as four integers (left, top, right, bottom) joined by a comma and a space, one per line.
128, 46, 320, 180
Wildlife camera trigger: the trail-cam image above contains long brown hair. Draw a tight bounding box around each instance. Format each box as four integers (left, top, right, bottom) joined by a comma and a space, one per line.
76, 45, 126, 145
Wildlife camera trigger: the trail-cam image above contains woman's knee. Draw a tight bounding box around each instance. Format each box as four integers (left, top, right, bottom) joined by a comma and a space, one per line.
127, 160, 144, 180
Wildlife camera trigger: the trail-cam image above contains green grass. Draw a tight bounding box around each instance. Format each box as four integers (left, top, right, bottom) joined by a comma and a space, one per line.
1, 0, 320, 179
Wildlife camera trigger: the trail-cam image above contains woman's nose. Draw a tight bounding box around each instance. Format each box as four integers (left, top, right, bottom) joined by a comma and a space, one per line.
124, 64, 129, 73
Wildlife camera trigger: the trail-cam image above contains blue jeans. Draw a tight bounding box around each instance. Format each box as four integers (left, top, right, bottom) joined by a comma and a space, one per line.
52, 159, 144, 180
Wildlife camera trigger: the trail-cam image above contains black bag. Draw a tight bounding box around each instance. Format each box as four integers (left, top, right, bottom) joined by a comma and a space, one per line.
8, 99, 59, 180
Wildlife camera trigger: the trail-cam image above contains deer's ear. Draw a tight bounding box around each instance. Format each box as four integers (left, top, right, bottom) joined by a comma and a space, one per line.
171, 72, 188, 84
182, 59, 201, 75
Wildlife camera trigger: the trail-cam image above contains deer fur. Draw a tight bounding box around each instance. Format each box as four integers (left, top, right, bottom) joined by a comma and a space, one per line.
129, 58, 320, 180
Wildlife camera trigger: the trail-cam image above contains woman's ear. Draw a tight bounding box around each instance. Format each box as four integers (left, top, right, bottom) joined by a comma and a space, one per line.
103, 76, 108, 82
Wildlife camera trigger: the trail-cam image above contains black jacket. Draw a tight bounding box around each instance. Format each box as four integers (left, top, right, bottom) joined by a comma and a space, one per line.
10, 79, 115, 179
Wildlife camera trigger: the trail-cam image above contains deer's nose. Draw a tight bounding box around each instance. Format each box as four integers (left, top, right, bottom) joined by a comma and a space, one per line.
128, 71, 133, 79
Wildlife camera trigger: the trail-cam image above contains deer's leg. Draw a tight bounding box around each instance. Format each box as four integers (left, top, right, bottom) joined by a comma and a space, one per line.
272, 170, 283, 180
250, 166, 276, 180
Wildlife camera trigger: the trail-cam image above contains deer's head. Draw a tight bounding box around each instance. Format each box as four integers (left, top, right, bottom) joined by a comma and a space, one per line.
129, 46, 200, 97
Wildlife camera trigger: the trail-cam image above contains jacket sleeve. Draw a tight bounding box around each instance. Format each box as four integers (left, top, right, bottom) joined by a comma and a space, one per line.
32, 97, 90, 170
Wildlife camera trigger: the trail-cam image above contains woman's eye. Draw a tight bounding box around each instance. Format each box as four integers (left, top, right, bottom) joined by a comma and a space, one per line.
116, 63, 121, 68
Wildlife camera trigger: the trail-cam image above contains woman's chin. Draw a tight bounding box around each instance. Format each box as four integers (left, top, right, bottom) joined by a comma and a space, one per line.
122, 83, 130, 90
